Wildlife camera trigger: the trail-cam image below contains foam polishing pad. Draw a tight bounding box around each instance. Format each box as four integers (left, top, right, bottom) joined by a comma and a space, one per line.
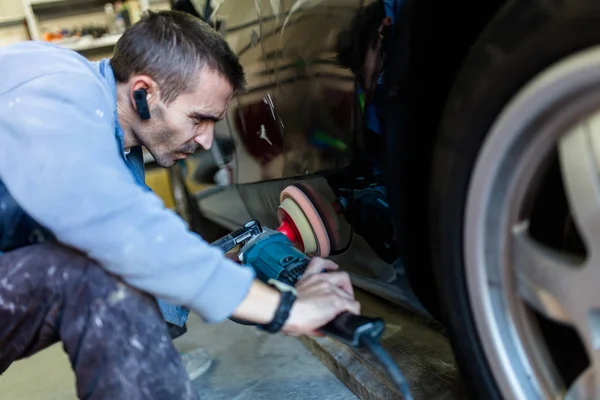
278, 198, 319, 255
293, 181, 343, 251
280, 185, 330, 257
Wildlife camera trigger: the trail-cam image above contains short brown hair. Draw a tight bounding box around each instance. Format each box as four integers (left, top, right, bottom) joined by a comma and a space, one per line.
335, 1, 387, 74
110, 10, 245, 103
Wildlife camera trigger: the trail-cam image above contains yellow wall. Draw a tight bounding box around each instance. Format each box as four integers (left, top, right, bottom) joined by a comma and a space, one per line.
145, 167, 175, 209
145, 157, 213, 211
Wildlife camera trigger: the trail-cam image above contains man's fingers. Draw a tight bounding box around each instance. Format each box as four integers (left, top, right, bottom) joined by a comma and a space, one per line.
296, 278, 353, 301
303, 257, 339, 276
295, 271, 354, 297
295, 272, 322, 291
318, 271, 354, 296
317, 258, 339, 272
331, 286, 361, 314
224, 252, 240, 263
348, 299, 361, 315
282, 285, 362, 337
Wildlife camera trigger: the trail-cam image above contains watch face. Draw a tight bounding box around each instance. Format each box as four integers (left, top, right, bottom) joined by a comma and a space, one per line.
268, 278, 297, 295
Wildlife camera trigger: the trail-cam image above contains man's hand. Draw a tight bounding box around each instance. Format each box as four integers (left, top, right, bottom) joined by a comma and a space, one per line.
224, 250, 240, 263
296, 257, 354, 296
230, 257, 359, 336
282, 258, 359, 336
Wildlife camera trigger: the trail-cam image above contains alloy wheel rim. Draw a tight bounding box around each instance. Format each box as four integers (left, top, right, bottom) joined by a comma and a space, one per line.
464, 46, 600, 399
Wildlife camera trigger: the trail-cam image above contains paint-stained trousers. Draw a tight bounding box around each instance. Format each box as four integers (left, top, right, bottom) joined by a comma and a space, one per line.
0, 243, 199, 400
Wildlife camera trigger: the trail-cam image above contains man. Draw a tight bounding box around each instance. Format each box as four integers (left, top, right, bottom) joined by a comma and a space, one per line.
332, 0, 407, 265
0, 10, 360, 399
336, 0, 394, 145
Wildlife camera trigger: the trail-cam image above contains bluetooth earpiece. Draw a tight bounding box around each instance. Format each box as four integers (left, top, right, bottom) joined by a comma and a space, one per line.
133, 88, 151, 120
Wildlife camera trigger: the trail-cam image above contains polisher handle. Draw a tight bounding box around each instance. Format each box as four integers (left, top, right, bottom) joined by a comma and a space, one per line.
212, 220, 262, 253
320, 312, 385, 348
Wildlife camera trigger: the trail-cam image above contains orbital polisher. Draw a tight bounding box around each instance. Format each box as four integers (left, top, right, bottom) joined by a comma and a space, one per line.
212, 183, 414, 399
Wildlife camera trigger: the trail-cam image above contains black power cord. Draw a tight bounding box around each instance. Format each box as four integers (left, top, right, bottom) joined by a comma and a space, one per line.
360, 336, 414, 400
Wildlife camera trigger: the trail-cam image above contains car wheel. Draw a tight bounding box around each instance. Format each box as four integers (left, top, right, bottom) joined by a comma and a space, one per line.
431, 0, 600, 398
168, 162, 229, 243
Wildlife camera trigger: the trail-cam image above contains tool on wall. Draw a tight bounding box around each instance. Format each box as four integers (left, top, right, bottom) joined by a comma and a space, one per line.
212, 183, 414, 399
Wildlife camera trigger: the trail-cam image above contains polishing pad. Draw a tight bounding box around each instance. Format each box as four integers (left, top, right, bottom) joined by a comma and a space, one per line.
293, 182, 342, 251
280, 186, 330, 257
278, 198, 318, 254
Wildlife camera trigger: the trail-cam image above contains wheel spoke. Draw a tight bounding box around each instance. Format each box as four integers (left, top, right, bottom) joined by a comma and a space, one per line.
558, 118, 600, 399
512, 222, 580, 324
565, 367, 595, 400
563, 309, 600, 400
558, 119, 600, 255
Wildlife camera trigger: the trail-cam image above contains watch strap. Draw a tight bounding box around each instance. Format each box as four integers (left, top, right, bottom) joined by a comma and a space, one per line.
257, 288, 296, 334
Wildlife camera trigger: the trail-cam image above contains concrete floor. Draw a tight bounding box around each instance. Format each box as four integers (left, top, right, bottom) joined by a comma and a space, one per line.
0, 313, 358, 400
303, 290, 467, 400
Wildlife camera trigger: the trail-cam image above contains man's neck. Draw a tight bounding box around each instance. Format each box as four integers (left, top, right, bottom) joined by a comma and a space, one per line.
116, 82, 138, 149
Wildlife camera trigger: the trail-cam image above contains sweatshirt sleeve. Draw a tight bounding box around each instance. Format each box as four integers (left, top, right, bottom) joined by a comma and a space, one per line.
0, 70, 255, 323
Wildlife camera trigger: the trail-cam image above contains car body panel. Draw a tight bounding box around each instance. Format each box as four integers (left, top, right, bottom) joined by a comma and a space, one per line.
161, 0, 434, 316
178, 0, 436, 315
162, 0, 511, 319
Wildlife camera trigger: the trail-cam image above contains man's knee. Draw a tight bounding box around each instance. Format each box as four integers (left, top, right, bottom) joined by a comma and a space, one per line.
44, 245, 162, 322
7, 243, 163, 326
0, 243, 102, 310
4, 243, 101, 289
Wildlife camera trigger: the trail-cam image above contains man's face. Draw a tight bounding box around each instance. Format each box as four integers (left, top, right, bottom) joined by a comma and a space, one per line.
358, 16, 392, 103
361, 42, 385, 102
137, 68, 234, 168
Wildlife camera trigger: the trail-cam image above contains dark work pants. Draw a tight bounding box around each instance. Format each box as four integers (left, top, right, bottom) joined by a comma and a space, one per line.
0, 243, 198, 400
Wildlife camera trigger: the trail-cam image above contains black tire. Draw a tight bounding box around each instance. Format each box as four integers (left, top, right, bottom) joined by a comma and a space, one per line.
430, 0, 600, 398
168, 162, 229, 243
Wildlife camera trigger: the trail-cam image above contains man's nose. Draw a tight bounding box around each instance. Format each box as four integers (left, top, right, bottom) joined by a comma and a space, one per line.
194, 128, 214, 150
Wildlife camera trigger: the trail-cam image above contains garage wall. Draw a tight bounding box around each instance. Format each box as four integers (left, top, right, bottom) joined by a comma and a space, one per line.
0, 0, 28, 45
0, 0, 171, 49
0, 23, 28, 46
0, 0, 24, 19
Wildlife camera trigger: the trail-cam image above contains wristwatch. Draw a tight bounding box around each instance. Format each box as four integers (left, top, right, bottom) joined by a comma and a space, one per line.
257, 279, 297, 334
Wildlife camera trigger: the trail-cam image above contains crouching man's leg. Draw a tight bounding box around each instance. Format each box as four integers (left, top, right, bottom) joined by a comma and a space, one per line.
0, 243, 198, 400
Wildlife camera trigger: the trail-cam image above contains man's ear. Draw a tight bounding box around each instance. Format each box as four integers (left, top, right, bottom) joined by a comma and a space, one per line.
375, 16, 393, 54
129, 75, 159, 120
379, 16, 393, 32
133, 88, 151, 120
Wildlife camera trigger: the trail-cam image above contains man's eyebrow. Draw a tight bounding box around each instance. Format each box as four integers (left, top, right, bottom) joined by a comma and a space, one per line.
189, 112, 221, 122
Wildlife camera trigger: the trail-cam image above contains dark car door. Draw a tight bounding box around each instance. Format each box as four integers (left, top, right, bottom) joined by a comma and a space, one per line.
190, 0, 428, 316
